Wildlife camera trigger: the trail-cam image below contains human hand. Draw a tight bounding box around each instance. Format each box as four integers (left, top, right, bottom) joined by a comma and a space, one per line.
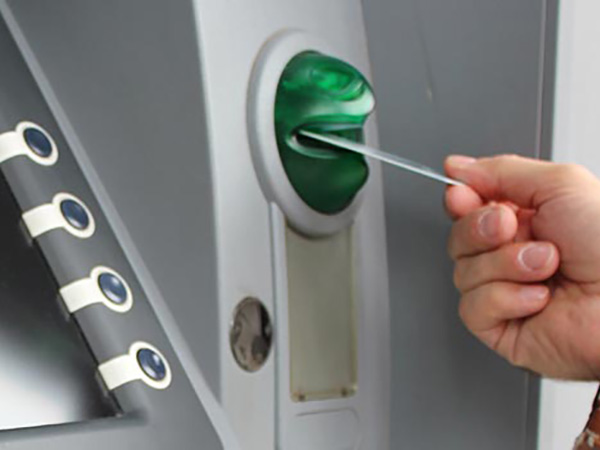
445, 154, 600, 379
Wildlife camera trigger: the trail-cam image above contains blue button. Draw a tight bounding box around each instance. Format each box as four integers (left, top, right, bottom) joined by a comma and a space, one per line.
60, 199, 90, 230
98, 273, 128, 305
137, 348, 167, 381
23, 128, 53, 158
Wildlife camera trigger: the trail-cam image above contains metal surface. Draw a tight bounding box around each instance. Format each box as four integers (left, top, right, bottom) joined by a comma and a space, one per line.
298, 130, 464, 186
0, 3, 227, 448
361, 0, 557, 448
0, 171, 118, 431
2, 0, 222, 401
0, 0, 558, 448
229, 298, 272, 373
184, 2, 391, 448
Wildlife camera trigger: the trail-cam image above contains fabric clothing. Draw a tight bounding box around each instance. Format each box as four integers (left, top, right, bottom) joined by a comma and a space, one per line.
575, 386, 600, 449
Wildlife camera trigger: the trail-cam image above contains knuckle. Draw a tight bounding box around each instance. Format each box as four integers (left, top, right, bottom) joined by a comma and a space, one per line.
452, 264, 464, 290
448, 220, 467, 258
485, 283, 504, 310
480, 153, 520, 164
497, 153, 522, 162
494, 154, 524, 168
457, 297, 470, 325
457, 287, 486, 330
455, 258, 485, 292
554, 163, 592, 184
447, 228, 456, 254
447, 234, 457, 259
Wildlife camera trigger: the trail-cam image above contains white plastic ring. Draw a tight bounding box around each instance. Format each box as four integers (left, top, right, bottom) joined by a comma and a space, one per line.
98, 341, 172, 391
0, 121, 59, 166
59, 265, 133, 314
22, 192, 96, 239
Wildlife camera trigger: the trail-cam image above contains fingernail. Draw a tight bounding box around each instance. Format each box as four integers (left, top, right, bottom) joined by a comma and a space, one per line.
478, 208, 501, 239
519, 285, 548, 301
518, 244, 554, 271
447, 155, 476, 168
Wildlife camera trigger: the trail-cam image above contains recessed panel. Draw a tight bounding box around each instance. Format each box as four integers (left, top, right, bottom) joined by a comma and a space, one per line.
0, 173, 118, 431
286, 225, 357, 402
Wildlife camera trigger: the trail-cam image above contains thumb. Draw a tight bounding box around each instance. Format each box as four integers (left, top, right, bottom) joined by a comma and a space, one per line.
445, 154, 587, 208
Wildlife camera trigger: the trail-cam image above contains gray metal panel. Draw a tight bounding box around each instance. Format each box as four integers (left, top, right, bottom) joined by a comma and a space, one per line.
362, 0, 556, 449
0, 9, 223, 450
526, 2, 559, 448
4, 0, 221, 396
539, 0, 560, 162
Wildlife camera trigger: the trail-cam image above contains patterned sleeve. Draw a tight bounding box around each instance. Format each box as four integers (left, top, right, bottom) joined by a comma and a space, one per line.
575, 386, 600, 449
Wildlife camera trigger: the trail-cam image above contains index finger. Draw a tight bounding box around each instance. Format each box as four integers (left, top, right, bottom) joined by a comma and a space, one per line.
445, 154, 587, 208
445, 184, 484, 219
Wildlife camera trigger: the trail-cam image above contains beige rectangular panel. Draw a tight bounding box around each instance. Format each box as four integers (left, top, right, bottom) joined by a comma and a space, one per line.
286, 225, 357, 402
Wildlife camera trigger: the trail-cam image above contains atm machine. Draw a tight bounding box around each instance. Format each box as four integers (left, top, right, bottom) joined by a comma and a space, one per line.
0, 1, 557, 449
